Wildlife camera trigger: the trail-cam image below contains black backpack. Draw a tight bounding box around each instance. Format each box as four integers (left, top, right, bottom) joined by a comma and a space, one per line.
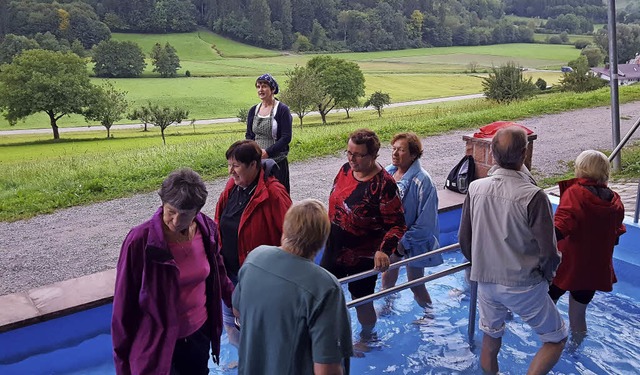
445, 155, 476, 194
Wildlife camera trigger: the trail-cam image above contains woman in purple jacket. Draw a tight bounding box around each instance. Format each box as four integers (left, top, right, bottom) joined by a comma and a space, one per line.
112, 168, 234, 375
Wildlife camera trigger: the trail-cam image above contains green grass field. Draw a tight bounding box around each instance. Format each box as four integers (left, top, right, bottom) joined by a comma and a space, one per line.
112, 30, 281, 60
2, 84, 640, 221
0, 70, 564, 130
0, 33, 573, 130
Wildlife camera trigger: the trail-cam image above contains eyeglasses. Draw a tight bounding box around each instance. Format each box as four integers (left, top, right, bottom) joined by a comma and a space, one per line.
345, 150, 370, 160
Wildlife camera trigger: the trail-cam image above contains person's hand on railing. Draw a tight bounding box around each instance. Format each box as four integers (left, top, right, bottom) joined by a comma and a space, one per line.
374, 250, 391, 272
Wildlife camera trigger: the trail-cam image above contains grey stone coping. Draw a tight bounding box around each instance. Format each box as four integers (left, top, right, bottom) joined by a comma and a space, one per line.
0, 269, 115, 333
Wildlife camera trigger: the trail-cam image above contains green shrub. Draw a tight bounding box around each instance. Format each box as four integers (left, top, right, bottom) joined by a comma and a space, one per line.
237, 108, 249, 123
482, 62, 537, 103
535, 78, 547, 91
574, 40, 591, 49
547, 35, 563, 44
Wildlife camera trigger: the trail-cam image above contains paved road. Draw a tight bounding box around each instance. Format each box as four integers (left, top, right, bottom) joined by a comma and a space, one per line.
0, 94, 484, 136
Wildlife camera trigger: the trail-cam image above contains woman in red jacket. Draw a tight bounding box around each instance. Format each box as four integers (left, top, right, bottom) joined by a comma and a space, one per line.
215, 140, 292, 346
550, 150, 626, 346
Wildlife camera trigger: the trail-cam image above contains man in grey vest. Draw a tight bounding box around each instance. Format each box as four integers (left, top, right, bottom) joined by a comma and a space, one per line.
459, 126, 568, 375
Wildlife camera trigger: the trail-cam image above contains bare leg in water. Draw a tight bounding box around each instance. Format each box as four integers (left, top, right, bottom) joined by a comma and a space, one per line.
382, 254, 432, 308
481, 334, 565, 375
354, 302, 377, 354
568, 294, 588, 347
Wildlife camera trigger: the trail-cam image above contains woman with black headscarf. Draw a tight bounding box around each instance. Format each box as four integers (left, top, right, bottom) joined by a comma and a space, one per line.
246, 73, 293, 193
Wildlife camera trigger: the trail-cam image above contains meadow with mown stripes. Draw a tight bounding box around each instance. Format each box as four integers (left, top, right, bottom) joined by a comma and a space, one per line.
1, 29, 574, 129
2, 85, 640, 221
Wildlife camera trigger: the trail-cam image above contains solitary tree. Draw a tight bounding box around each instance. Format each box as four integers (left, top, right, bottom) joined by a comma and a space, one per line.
581, 45, 604, 68
0, 50, 95, 139
150, 42, 181, 78
364, 91, 391, 117
92, 40, 146, 78
84, 81, 129, 138
279, 66, 324, 128
138, 103, 189, 145
482, 62, 537, 103
307, 56, 365, 124
128, 106, 153, 131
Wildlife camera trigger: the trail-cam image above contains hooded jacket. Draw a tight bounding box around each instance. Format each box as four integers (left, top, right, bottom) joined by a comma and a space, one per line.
215, 167, 292, 266
553, 178, 626, 291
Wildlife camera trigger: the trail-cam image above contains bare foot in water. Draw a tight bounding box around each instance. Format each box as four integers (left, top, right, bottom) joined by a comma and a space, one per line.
412, 304, 436, 325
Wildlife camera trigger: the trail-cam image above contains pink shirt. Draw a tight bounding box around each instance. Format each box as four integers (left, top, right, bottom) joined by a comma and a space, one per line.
169, 229, 210, 338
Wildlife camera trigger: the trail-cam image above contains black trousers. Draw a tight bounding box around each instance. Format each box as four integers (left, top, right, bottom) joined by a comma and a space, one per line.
171, 321, 211, 375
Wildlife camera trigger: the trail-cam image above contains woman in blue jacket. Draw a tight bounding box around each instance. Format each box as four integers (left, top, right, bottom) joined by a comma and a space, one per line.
382, 132, 442, 315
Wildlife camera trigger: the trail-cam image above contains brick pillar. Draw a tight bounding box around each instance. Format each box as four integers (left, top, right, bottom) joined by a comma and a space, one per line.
462, 133, 537, 179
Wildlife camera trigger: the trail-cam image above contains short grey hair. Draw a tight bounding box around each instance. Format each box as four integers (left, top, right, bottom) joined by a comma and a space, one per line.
158, 168, 208, 211
491, 126, 527, 170
575, 150, 610, 184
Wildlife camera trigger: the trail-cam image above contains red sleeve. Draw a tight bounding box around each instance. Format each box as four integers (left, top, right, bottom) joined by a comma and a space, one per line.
553, 186, 581, 239
111, 231, 142, 375
614, 193, 627, 238
378, 175, 406, 256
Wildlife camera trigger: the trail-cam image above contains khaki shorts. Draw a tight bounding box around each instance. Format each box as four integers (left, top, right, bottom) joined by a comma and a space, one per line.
478, 281, 568, 343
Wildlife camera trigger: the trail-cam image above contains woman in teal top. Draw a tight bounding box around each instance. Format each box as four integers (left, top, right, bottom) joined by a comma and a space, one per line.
382, 132, 442, 312
245, 73, 293, 192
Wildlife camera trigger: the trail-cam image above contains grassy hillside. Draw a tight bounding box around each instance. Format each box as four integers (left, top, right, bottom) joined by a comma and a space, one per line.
0, 70, 564, 130
111, 30, 280, 60
0, 32, 575, 130
2, 85, 640, 221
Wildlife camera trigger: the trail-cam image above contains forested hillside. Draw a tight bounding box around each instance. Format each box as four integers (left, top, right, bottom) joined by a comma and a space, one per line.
504, 0, 607, 22
1, 0, 638, 54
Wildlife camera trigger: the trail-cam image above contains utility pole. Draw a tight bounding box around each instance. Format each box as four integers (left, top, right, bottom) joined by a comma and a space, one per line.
608, 0, 621, 171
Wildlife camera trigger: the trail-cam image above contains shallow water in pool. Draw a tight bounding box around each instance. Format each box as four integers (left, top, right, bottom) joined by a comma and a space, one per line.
5, 251, 640, 375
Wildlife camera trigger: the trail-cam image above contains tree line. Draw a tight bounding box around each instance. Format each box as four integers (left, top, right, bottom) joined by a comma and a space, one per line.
1, 0, 612, 55
504, 0, 607, 23
202, 0, 535, 51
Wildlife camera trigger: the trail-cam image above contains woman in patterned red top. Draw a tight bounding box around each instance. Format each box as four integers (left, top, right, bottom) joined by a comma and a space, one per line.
321, 128, 406, 353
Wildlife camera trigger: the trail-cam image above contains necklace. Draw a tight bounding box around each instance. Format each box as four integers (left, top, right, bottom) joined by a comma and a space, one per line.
165, 222, 196, 243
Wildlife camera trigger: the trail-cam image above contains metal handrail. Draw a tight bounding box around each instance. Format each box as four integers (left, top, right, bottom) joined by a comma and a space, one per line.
608, 115, 640, 162
339, 243, 460, 285
635, 181, 639, 224
337, 242, 478, 342
345, 263, 469, 308
608, 115, 640, 223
